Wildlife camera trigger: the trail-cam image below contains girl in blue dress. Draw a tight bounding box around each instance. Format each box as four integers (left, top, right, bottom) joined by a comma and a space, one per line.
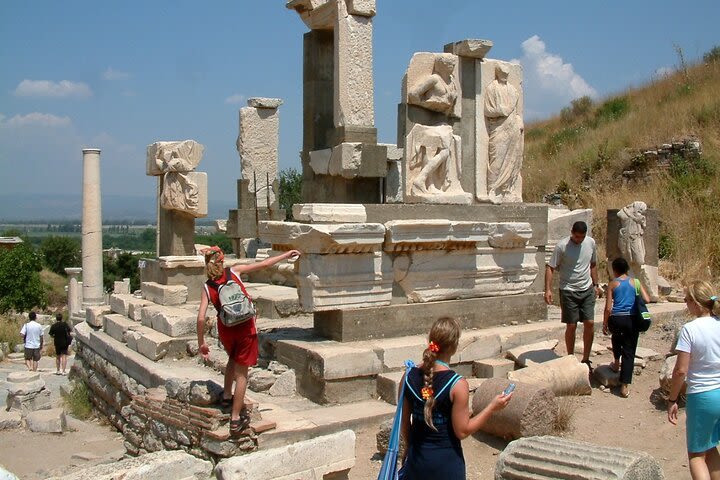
399, 317, 513, 479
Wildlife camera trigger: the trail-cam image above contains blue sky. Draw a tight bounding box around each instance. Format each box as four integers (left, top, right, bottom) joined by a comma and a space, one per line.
1, 1, 718, 206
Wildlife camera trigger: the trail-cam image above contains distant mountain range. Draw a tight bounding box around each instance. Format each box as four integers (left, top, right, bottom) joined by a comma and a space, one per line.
0, 193, 236, 223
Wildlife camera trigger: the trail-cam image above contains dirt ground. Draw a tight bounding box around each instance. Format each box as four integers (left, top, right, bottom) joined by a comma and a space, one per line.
350, 318, 692, 479
0, 317, 693, 479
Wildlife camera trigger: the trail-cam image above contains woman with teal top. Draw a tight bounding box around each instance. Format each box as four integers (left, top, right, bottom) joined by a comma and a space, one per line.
399, 317, 512, 479
603, 257, 650, 398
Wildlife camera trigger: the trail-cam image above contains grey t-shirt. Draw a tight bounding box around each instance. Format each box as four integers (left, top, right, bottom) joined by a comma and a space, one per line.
548, 236, 597, 291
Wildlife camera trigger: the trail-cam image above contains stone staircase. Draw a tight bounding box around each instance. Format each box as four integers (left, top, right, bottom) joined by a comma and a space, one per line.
78, 278, 689, 463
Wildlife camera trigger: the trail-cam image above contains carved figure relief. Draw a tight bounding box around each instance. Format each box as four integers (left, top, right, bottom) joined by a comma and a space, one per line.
485, 64, 524, 204
406, 124, 465, 199
160, 172, 200, 214
617, 201, 647, 265
404, 53, 470, 203
407, 53, 458, 117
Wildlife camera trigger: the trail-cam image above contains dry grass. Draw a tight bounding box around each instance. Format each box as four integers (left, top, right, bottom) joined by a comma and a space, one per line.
40, 269, 68, 308
0, 314, 23, 348
524, 60, 720, 281
553, 396, 578, 434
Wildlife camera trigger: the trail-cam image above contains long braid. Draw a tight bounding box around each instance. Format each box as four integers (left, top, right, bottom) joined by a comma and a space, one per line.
421, 317, 461, 431
422, 346, 438, 431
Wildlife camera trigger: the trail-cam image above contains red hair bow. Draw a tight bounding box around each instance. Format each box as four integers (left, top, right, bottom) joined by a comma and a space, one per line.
428, 341, 440, 353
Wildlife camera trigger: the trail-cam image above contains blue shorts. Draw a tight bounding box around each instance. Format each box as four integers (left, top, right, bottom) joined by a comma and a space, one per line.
686, 387, 720, 453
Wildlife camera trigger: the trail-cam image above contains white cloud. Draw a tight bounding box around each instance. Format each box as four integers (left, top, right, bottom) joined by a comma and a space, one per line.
225, 94, 246, 105
1, 112, 72, 128
519, 35, 597, 99
102, 67, 131, 81
513, 35, 598, 120
13, 79, 93, 98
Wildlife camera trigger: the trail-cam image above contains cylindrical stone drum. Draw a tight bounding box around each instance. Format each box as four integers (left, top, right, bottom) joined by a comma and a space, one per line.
508, 355, 592, 396
495, 435, 665, 479
471, 378, 558, 440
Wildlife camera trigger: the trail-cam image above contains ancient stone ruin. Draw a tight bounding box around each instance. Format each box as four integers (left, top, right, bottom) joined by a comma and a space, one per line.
57, 1, 670, 478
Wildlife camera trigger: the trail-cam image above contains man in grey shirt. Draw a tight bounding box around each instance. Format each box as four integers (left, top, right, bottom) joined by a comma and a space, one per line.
544, 221, 601, 369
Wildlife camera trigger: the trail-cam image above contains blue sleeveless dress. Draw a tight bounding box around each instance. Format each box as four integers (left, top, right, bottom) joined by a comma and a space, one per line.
399, 367, 465, 479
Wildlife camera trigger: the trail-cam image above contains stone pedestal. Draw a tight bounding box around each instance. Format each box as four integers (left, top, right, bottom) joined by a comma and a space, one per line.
288, 0, 384, 204
65, 267, 83, 316
147, 140, 208, 257
81, 148, 104, 306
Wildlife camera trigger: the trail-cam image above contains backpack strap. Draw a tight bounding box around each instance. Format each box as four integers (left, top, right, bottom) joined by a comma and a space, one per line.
634, 278, 641, 295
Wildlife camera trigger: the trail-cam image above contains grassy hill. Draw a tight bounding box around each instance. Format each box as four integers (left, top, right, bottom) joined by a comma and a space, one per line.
523, 53, 720, 282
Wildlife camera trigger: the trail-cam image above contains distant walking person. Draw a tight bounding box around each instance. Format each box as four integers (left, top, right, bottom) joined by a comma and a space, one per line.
667, 281, 720, 480
602, 257, 650, 398
544, 221, 601, 370
20, 311, 44, 371
49, 313, 72, 375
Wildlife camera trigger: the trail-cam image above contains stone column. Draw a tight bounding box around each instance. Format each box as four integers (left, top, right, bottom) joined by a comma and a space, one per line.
64, 267, 82, 315
495, 436, 665, 479
81, 148, 104, 306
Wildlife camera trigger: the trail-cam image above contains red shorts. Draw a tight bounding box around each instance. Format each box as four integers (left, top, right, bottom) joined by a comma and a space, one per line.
217, 317, 258, 367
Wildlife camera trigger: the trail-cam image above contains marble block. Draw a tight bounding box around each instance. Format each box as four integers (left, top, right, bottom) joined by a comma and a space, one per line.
258, 221, 385, 254
296, 252, 392, 311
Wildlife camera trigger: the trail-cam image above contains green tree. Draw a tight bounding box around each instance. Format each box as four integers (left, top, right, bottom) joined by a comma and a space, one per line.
703, 46, 720, 64
195, 233, 233, 254
103, 252, 144, 293
40, 235, 81, 275
0, 243, 47, 313
278, 168, 303, 220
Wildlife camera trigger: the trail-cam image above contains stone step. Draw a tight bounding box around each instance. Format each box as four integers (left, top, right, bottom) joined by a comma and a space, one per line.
124, 325, 194, 361
244, 283, 303, 319
73, 322, 220, 388
141, 281, 188, 306
103, 313, 138, 343
255, 399, 394, 450
140, 304, 197, 337
109, 293, 153, 320
273, 320, 566, 404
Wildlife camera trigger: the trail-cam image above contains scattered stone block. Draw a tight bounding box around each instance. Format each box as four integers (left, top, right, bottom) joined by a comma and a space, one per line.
249, 419, 276, 434
25, 408, 66, 433
593, 365, 621, 388
268, 370, 296, 397
495, 435, 665, 479
659, 355, 686, 399
506, 340, 560, 367
634, 347, 662, 361
473, 358, 515, 378
472, 378, 558, 440
45, 450, 213, 480
6, 389, 52, 412
0, 411, 22, 430
141, 282, 188, 306
248, 370, 276, 392
0, 467, 19, 480
127, 298, 153, 321
508, 355, 592, 396
215, 430, 355, 480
